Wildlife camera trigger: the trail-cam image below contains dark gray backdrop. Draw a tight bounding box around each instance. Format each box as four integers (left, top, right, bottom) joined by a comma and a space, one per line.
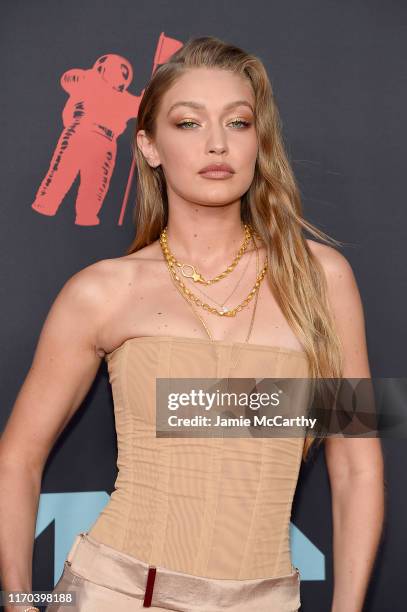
1, 1, 405, 610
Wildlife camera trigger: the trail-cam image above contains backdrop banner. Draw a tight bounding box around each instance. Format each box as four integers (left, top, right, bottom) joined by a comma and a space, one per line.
1, 2, 405, 611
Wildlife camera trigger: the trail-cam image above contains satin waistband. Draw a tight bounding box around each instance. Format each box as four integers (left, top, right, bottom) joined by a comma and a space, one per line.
65, 531, 301, 611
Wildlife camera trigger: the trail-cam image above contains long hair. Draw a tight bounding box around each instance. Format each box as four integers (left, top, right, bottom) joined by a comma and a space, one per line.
126, 36, 344, 462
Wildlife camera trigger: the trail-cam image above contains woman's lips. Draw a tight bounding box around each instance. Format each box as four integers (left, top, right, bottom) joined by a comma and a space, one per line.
198, 169, 235, 179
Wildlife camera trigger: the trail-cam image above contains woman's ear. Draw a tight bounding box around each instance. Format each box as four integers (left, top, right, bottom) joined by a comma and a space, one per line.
136, 129, 161, 168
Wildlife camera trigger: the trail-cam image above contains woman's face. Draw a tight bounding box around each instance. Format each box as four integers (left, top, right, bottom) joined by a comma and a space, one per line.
137, 67, 258, 208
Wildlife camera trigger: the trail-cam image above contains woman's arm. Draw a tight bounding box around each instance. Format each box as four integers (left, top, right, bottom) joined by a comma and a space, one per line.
326, 437, 384, 612
0, 261, 110, 611
312, 243, 385, 612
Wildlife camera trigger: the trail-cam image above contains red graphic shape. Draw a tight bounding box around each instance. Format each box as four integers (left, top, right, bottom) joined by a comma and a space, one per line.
119, 33, 183, 225
31, 54, 140, 225
31, 35, 182, 227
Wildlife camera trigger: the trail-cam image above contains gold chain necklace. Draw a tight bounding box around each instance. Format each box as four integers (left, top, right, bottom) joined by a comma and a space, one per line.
167, 233, 261, 342
183, 246, 254, 311
160, 223, 252, 285
160, 229, 268, 317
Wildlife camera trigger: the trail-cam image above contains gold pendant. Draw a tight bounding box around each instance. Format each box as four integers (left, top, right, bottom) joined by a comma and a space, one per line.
180, 263, 204, 283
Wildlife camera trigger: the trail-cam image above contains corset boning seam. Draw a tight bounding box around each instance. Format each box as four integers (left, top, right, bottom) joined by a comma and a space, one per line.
120, 341, 133, 552
238, 436, 265, 579
273, 435, 304, 576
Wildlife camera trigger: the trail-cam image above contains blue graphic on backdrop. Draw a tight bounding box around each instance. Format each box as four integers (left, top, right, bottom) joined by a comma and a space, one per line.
291, 523, 325, 580
36, 492, 109, 584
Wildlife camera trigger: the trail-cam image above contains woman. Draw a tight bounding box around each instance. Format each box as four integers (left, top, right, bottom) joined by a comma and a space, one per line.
0, 36, 384, 611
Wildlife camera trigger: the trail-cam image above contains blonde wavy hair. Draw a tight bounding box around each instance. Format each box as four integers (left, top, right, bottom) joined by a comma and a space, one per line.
126, 36, 344, 462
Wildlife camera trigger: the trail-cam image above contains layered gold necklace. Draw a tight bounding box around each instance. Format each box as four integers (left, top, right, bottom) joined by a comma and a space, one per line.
160, 223, 252, 285
167, 233, 261, 345
189, 246, 254, 311
159, 224, 268, 318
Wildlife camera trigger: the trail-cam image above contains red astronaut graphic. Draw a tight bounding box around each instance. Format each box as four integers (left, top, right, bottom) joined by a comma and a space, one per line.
31, 34, 183, 226
31, 54, 141, 225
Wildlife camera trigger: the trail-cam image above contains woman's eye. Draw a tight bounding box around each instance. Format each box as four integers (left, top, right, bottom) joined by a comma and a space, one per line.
176, 120, 198, 129
230, 119, 251, 128
176, 119, 251, 129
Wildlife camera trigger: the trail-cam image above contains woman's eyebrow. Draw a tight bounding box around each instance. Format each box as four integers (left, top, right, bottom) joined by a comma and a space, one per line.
167, 100, 254, 115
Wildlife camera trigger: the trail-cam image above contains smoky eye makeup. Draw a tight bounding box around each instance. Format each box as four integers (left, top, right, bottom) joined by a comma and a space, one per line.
172, 116, 254, 129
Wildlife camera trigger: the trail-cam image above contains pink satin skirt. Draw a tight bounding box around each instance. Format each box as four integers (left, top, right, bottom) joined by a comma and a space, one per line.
45, 531, 301, 611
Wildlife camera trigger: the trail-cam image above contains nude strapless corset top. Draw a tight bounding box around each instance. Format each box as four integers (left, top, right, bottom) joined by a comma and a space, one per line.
87, 335, 310, 580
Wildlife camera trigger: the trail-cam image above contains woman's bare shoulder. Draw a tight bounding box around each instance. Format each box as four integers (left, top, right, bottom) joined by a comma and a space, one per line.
306, 238, 351, 277
63, 256, 126, 295
305, 239, 363, 335
62, 246, 162, 313
56, 256, 136, 320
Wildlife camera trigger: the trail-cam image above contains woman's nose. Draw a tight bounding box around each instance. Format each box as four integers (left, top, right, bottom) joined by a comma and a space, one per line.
205, 123, 229, 154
